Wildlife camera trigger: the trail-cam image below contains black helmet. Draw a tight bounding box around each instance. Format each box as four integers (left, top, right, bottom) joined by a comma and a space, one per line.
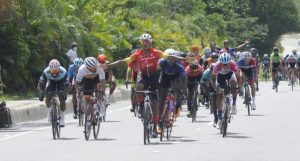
71, 42, 77, 48
273, 47, 279, 52
189, 62, 198, 70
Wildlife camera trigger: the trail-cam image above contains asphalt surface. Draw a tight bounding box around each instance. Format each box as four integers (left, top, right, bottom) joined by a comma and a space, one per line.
0, 81, 300, 161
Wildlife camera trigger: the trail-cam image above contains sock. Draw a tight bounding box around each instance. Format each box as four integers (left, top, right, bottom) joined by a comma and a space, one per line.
252, 97, 255, 103
153, 115, 158, 124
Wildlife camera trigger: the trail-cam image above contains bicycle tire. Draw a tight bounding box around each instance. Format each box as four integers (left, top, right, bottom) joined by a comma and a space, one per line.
51, 105, 58, 140
84, 105, 92, 141
78, 110, 84, 126
191, 92, 197, 123
133, 93, 139, 117
93, 116, 101, 139
245, 85, 251, 116
143, 102, 151, 145
222, 105, 229, 137
56, 106, 61, 139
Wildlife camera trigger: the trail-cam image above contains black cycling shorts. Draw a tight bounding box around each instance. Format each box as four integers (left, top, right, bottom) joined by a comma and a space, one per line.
82, 77, 100, 95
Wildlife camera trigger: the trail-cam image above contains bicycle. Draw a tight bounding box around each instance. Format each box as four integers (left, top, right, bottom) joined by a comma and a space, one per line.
159, 89, 177, 141
273, 68, 280, 92
84, 89, 105, 141
263, 65, 269, 83
135, 90, 157, 145
126, 81, 139, 117
48, 92, 61, 140
218, 81, 238, 137
77, 89, 84, 126
188, 81, 200, 123
290, 68, 297, 91
242, 77, 252, 116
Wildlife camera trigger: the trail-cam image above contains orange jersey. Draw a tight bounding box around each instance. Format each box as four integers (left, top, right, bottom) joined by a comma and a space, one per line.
125, 48, 167, 76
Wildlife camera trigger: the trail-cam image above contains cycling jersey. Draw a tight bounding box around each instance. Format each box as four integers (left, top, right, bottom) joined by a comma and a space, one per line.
237, 58, 256, 70
270, 53, 282, 63
41, 66, 67, 82
124, 48, 168, 77
76, 64, 105, 82
67, 64, 79, 85
263, 57, 270, 65
201, 68, 212, 85
185, 65, 203, 77
286, 56, 297, 68
159, 60, 185, 78
213, 61, 239, 75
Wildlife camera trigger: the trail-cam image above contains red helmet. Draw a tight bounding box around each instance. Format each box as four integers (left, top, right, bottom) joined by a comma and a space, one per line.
192, 45, 200, 52
97, 54, 107, 63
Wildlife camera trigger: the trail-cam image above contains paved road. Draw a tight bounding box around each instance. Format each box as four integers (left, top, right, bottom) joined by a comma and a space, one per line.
0, 81, 300, 161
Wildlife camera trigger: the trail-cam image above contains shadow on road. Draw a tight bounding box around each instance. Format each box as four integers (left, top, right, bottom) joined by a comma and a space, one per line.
89, 138, 116, 141
19, 122, 50, 128
104, 120, 121, 123
224, 132, 252, 139
58, 137, 80, 141
248, 114, 266, 117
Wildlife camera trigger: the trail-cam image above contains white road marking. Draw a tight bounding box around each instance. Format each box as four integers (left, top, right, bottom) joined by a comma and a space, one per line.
0, 105, 132, 141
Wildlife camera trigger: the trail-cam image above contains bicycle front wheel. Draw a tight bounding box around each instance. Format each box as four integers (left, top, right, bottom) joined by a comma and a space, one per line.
93, 116, 101, 139
143, 102, 151, 145
84, 106, 92, 141
51, 106, 58, 140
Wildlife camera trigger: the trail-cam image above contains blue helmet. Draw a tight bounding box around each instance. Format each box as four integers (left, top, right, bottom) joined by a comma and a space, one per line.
74, 58, 84, 67
219, 52, 231, 64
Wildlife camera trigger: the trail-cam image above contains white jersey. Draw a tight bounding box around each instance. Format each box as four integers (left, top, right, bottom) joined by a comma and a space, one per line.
76, 64, 105, 82
65, 49, 78, 63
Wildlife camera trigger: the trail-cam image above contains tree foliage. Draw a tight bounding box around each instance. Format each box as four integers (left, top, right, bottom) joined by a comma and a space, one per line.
0, 0, 299, 93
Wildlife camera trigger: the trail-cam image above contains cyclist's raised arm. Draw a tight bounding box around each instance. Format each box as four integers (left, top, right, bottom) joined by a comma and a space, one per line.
107, 59, 127, 69
236, 40, 250, 50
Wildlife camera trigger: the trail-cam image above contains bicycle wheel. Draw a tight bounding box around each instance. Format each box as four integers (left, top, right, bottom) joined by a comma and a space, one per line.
191, 93, 197, 123
84, 105, 92, 141
166, 109, 173, 140
51, 104, 58, 140
245, 86, 251, 116
93, 116, 101, 139
143, 102, 151, 145
78, 98, 84, 126
56, 106, 61, 139
133, 93, 139, 117
222, 105, 229, 137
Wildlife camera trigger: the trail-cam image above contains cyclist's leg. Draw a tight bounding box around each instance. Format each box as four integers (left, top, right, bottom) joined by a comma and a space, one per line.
216, 73, 228, 121
158, 75, 171, 119
229, 72, 237, 106
186, 77, 194, 116
82, 78, 95, 113
45, 80, 55, 122
70, 85, 78, 117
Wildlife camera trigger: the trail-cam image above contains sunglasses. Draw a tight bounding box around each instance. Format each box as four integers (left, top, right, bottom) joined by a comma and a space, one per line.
50, 69, 59, 75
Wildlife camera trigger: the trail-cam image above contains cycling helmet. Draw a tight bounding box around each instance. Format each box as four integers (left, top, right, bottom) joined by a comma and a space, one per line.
49, 59, 60, 69
219, 52, 231, 64
74, 58, 84, 67
139, 34, 152, 42
187, 52, 196, 57
189, 62, 199, 70
178, 51, 186, 57
211, 52, 219, 59
263, 54, 268, 58
243, 51, 252, 59
164, 48, 177, 56
84, 57, 98, 67
203, 47, 211, 56
192, 45, 200, 52
250, 48, 257, 53
289, 53, 296, 58
273, 47, 279, 52
292, 49, 297, 54
97, 54, 107, 63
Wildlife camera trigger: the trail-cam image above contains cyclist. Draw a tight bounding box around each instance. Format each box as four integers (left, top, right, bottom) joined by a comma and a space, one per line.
211, 53, 240, 128
67, 58, 84, 119
210, 42, 221, 53
158, 49, 186, 122
237, 51, 257, 110
285, 53, 297, 85
185, 61, 204, 117
38, 59, 68, 127
199, 47, 212, 69
97, 54, 116, 104
262, 54, 270, 74
250, 48, 260, 91
75, 57, 106, 116
270, 47, 282, 89
221, 40, 249, 59
200, 63, 218, 126
106, 34, 185, 138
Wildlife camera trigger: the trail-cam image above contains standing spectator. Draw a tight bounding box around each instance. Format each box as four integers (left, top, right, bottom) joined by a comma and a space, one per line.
65, 42, 78, 64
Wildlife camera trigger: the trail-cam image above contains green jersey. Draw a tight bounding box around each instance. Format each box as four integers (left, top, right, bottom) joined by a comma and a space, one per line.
270, 52, 282, 63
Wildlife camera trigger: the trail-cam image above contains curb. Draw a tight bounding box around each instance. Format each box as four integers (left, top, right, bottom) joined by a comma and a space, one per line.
8, 87, 131, 124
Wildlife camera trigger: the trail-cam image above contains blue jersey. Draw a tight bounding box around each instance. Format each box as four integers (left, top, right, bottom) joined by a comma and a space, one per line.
41, 66, 67, 82
159, 60, 185, 79
67, 64, 79, 82
201, 69, 212, 84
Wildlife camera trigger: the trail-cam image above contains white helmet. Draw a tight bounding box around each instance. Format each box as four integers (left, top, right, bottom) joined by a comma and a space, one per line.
203, 47, 211, 56
139, 34, 152, 42
48, 59, 60, 69
289, 53, 296, 58
164, 48, 177, 56
84, 57, 98, 67
243, 51, 252, 59
263, 54, 268, 57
